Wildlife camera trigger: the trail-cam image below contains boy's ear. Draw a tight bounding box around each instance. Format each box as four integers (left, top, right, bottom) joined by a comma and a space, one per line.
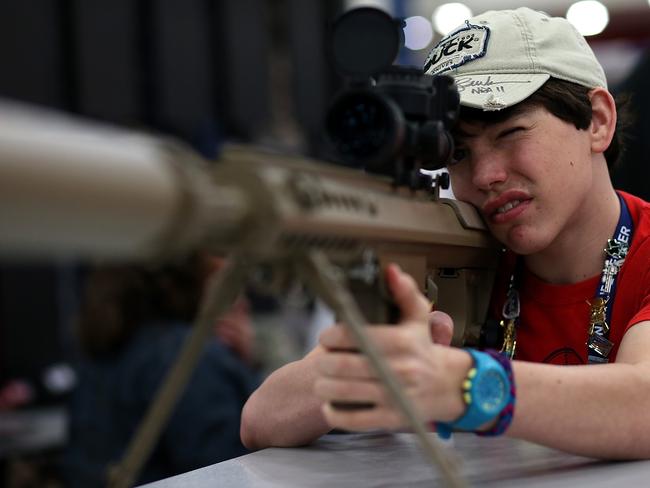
589, 87, 617, 154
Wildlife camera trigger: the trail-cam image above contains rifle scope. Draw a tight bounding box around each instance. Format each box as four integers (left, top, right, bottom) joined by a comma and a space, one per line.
325, 8, 460, 182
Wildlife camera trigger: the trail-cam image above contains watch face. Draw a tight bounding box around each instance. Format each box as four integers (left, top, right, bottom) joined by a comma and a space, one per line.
476, 370, 508, 413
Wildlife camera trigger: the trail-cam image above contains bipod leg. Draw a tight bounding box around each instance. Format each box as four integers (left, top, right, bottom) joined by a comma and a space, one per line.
297, 250, 465, 488
107, 254, 250, 488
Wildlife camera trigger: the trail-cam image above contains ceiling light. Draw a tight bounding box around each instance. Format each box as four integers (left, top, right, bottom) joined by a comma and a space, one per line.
432, 3, 472, 36
566, 1, 609, 36
403, 16, 433, 50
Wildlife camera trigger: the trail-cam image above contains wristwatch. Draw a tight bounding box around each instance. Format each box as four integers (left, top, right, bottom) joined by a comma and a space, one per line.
437, 349, 510, 438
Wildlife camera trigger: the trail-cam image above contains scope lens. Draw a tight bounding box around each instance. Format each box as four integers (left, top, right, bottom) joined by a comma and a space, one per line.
326, 91, 399, 167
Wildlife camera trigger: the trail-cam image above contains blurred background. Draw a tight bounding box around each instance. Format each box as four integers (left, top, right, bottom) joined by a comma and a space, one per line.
0, 0, 649, 486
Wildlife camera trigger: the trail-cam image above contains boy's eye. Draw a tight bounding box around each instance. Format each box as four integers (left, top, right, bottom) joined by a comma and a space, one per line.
449, 146, 468, 166
499, 126, 525, 138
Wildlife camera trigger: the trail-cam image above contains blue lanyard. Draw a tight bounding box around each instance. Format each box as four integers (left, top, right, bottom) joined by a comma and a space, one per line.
587, 193, 634, 364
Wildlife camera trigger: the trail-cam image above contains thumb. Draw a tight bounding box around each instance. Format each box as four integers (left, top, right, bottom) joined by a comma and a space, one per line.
428, 310, 454, 345
385, 263, 430, 324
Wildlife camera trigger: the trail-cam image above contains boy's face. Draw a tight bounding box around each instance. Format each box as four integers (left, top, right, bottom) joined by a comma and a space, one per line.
447, 104, 594, 255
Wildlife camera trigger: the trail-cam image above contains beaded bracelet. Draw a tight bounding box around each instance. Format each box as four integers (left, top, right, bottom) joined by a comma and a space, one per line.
476, 349, 516, 437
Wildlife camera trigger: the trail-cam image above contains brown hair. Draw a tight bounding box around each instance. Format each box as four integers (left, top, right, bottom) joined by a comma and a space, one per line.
457, 78, 631, 169
76, 253, 207, 358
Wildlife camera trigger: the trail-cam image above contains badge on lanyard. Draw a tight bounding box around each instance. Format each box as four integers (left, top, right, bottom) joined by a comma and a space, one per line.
586, 196, 633, 363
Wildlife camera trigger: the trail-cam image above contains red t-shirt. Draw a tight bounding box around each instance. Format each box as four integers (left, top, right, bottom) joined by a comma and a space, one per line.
490, 191, 650, 365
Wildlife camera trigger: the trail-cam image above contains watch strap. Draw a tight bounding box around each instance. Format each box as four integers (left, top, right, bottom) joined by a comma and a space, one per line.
477, 349, 516, 436
436, 349, 511, 438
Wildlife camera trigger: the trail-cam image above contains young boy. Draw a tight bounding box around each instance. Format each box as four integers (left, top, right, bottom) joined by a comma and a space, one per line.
240, 8, 650, 459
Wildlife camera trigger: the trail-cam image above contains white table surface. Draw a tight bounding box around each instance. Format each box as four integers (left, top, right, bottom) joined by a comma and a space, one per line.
141, 431, 650, 487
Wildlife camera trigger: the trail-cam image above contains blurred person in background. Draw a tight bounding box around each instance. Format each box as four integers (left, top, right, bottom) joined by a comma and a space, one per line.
64, 252, 259, 487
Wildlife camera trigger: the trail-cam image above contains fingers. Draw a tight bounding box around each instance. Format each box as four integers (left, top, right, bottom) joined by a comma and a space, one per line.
319, 324, 424, 355
317, 350, 426, 388
321, 402, 404, 431
315, 375, 405, 431
429, 311, 454, 346
317, 351, 375, 379
384, 264, 430, 323
314, 377, 388, 405
318, 325, 356, 351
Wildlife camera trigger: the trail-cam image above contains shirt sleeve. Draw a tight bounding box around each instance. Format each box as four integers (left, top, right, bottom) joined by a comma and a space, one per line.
624, 237, 650, 332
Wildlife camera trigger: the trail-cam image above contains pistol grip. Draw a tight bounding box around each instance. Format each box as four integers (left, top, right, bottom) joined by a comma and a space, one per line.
330, 269, 399, 412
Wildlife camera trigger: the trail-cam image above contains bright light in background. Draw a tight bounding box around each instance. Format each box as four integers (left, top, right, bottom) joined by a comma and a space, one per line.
432, 3, 472, 36
566, 1, 609, 36
403, 16, 433, 50
343, 0, 390, 13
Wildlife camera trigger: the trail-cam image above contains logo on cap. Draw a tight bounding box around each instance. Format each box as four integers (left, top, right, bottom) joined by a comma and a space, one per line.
424, 22, 490, 75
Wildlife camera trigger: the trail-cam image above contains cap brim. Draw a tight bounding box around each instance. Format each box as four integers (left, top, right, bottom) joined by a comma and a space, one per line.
453, 73, 550, 111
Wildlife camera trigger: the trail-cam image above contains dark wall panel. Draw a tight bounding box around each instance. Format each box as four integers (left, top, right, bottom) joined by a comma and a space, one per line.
0, 0, 66, 108
74, 0, 141, 124
0, 265, 62, 381
217, 0, 271, 140
152, 0, 216, 148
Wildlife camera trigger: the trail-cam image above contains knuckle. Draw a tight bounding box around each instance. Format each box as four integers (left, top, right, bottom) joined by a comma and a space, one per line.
330, 380, 355, 399
397, 360, 421, 384
392, 331, 411, 352
376, 386, 392, 405
315, 355, 330, 374
332, 355, 351, 375
319, 324, 342, 341
335, 353, 364, 376
350, 410, 378, 431
313, 378, 329, 398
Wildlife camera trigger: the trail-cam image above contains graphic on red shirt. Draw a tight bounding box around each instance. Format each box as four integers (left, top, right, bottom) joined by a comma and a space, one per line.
542, 348, 584, 365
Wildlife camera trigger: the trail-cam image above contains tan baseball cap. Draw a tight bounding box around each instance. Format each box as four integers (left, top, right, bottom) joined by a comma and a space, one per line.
423, 7, 608, 111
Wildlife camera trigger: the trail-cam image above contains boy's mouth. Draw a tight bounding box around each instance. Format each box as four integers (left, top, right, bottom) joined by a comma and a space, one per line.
483, 191, 532, 223
496, 200, 522, 214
